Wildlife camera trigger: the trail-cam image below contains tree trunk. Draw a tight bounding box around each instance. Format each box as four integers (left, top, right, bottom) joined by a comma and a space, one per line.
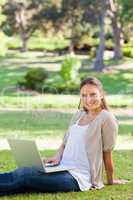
68, 40, 75, 55
20, 32, 28, 52
94, 8, 105, 72
15, 4, 28, 52
112, 13, 123, 59
68, 15, 76, 56
107, 0, 123, 60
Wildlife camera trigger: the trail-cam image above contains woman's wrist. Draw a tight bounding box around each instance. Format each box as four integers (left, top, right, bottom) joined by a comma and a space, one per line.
106, 171, 114, 185
107, 180, 114, 185
55, 153, 62, 160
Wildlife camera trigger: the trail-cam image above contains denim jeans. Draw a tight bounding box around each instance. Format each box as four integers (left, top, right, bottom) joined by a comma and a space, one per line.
0, 167, 80, 196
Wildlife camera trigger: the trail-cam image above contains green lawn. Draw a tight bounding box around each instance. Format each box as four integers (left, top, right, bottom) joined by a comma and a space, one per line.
0, 110, 132, 149
0, 51, 133, 199
6, 36, 70, 50
0, 94, 132, 109
0, 150, 133, 200
0, 51, 133, 109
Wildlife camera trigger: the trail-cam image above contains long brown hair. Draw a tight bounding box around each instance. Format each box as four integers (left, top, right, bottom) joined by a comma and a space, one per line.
78, 77, 109, 111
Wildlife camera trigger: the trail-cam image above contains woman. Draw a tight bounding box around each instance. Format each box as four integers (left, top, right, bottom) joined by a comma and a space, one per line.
0, 77, 127, 196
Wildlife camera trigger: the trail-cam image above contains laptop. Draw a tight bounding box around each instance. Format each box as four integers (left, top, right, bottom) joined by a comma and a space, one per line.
7, 139, 72, 173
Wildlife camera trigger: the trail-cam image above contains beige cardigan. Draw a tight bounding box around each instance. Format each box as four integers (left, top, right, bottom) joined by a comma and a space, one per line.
62, 109, 118, 188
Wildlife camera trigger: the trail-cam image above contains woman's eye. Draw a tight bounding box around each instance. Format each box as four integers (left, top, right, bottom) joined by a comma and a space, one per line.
90, 93, 96, 97
82, 94, 86, 97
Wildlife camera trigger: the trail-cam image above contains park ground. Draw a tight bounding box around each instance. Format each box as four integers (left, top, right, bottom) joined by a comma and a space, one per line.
0, 50, 132, 200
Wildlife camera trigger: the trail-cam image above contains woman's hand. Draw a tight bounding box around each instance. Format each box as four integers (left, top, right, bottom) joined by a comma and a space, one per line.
42, 143, 65, 166
43, 155, 61, 165
108, 179, 129, 185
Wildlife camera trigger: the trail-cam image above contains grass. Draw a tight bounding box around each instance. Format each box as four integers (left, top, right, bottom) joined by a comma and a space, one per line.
7, 36, 70, 50
0, 110, 71, 139
80, 69, 133, 94
0, 94, 132, 110
0, 50, 132, 199
0, 110, 132, 148
0, 51, 133, 109
0, 149, 133, 200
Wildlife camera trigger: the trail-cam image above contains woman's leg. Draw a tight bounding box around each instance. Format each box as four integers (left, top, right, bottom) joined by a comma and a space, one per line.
0, 167, 32, 196
26, 169, 80, 193
0, 167, 80, 195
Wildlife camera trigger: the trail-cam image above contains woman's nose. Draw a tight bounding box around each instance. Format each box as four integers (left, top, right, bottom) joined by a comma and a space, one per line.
85, 96, 92, 102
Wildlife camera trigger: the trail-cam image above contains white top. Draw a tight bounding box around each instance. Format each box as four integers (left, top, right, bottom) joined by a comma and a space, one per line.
62, 109, 118, 189
60, 117, 92, 191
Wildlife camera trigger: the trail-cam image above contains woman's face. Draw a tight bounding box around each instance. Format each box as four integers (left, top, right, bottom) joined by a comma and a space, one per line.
80, 84, 103, 112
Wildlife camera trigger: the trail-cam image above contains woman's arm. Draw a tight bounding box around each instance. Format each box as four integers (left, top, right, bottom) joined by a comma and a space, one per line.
43, 143, 65, 165
103, 151, 129, 185
103, 151, 114, 184
54, 143, 65, 161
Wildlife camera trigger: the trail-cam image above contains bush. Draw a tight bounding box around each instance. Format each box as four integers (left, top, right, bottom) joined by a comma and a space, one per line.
123, 48, 133, 58
43, 75, 79, 94
89, 47, 96, 58
105, 40, 114, 50
17, 57, 81, 94
105, 32, 113, 40
60, 56, 81, 81
2, 23, 13, 37
18, 68, 48, 90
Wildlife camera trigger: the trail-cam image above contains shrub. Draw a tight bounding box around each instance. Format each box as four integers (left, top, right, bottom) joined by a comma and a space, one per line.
105, 40, 114, 50
43, 75, 79, 94
18, 68, 48, 90
89, 47, 96, 58
60, 56, 81, 81
2, 23, 13, 37
105, 32, 113, 40
123, 48, 133, 58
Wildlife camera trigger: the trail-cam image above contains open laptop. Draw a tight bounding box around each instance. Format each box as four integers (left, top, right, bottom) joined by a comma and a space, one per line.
8, 139, 72, 173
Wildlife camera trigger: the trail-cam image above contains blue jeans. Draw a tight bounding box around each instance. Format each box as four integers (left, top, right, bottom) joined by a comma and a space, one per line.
0, 167, 80, 196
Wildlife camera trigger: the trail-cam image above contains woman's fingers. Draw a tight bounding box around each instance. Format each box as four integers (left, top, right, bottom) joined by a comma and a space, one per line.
113, 179, 130, 185
46, 158, 53, 163
42, 157, 52, 163
119, 179, 129, 184
42, 156, 60, 165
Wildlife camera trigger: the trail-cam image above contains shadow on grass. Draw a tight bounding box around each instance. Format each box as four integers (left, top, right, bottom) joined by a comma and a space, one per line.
116, 115, 133, 121
0, 111, 73, 137
0, 54, 133, 97
80, 69, 133, 95
0, 111, 132, 138
0, 66, 26, 93
0, 110, 133, 136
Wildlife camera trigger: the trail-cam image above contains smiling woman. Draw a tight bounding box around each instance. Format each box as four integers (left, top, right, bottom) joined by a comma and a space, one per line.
79, 77, 108, 112
0, 77, 128, 196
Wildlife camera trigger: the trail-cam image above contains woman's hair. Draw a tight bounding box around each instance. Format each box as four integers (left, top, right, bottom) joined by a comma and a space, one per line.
78, 77, 109, 111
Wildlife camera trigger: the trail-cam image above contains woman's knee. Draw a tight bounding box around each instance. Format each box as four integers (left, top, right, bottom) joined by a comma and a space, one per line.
14, 167, 33, 178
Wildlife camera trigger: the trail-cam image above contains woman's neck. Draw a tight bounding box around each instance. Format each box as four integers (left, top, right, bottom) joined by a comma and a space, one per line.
86, 107, 103, 116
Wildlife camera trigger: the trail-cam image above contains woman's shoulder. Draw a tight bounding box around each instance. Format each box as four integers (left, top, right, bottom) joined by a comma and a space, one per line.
101, 109, 118, 124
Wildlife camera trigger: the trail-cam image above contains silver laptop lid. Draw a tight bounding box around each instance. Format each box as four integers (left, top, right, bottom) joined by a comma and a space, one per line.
8, 139, 45, 171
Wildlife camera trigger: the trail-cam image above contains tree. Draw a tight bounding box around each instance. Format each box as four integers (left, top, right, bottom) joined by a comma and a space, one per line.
2, 0, 42, 51
107, 0, 123, 60
93, 0, 107, 71
80, 0, 107, 71
61, 0, 85, 54
119, 0, 133, 44
0, 0, 8, 57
